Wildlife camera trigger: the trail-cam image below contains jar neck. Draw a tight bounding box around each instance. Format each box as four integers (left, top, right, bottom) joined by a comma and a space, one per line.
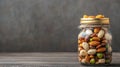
78, 24, 110, 29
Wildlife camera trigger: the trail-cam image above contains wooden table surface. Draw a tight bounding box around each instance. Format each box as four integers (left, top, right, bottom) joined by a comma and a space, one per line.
0, 52, 119, 67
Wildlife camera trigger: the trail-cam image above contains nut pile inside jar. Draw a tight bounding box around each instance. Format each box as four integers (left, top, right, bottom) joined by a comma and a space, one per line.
78, 15, 112, 64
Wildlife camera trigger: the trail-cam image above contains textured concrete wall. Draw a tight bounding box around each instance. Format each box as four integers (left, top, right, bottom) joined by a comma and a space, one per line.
0, 0, 120, 52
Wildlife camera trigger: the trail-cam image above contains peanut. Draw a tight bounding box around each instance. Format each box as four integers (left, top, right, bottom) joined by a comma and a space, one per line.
96, 15, 104, 18
83, 15, 88, 18
94, 27, 101, 33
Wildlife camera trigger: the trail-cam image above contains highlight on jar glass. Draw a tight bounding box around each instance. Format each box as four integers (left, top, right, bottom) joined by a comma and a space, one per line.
78, 14, 112, 65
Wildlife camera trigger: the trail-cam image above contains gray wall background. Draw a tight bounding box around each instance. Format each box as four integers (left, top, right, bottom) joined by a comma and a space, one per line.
0, 0, 119, 52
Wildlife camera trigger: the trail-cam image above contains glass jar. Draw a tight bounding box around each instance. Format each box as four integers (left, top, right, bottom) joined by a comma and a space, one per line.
78, 18, 112, 65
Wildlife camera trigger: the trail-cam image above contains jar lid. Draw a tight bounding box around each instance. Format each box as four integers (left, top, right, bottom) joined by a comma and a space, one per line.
80, 18, 109, 25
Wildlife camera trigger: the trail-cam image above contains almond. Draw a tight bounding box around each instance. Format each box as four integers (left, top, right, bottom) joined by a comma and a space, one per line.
85, 55, 90, 63
78, 38, 86, 44
90, 55, 94, 58
89, 41, 100, 46
96, 47, 106, 52
102, 40, 108, 43
96, 45, 102, 49
101, 43, 107, 46
78, 56, 84, 62
91, 37, 100, 41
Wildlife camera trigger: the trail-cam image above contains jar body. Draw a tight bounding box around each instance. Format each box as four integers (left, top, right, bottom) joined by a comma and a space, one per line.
78, 25, 112, 65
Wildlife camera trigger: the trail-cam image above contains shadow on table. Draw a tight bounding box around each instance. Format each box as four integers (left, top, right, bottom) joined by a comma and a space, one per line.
108, 63, 120, 66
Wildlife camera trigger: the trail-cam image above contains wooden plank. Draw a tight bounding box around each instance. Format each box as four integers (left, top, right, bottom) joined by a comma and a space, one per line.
0, 52, 77, 57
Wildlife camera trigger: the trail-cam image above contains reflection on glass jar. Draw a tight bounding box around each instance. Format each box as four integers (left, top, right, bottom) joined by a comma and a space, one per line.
78, 15, 112, 65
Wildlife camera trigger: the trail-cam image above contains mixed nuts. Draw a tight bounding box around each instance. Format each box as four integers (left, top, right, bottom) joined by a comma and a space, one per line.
78, 15, 112, 64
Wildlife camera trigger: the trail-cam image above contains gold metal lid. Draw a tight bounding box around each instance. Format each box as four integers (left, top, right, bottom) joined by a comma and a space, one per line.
80, 18, 109, 24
